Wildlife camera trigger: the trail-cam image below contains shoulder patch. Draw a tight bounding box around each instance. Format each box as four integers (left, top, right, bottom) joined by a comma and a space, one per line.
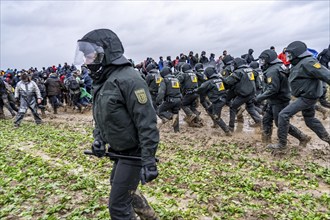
134, 89, 148, 104
267, 77, 272, 84
313, 62, 321, 69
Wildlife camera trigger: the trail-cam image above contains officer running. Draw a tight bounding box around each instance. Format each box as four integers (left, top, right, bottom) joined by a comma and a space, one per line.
256, 49, 311, 146
268, 41, 330, 150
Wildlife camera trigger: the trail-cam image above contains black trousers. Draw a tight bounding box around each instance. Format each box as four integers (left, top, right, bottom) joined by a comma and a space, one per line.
181, 92, 199, 116
278, 97, 330, 145
263, 102, 306, 143
109, 159, 142, 220
158, 98, 181, 120
229, 94, 261, 129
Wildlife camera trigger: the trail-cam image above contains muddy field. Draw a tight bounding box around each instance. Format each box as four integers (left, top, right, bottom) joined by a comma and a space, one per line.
1, 104, 329, 219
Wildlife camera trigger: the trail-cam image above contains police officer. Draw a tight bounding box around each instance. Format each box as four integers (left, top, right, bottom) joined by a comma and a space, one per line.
195, 63, 211, 110
14, 71, 43, 127
256, 49, 311, 145
145, 63, 162, 111
196, 67, 231, 135
177, 63, 202, 127
74, 29, 159, 219
269, 41, 330, 150
156, 67, 182, 132
223, 57, 261, 131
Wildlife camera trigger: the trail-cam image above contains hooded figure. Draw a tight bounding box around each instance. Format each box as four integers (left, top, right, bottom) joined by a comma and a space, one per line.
241, 48, 257, 64
75, 29, 159, 220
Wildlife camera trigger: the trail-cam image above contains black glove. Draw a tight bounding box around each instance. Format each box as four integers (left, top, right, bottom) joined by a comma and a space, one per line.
91, 140, 106, 158
141, 160, 158, 185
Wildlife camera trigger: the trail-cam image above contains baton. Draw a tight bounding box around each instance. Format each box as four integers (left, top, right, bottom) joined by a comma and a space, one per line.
84, 150, 142, 160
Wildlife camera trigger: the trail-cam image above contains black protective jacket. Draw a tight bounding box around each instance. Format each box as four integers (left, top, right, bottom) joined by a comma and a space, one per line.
156, 74, 181, 104
92, 65, 159, 164
289, 56, 330, 99
177, 70, 198, 93
145, 70, 162, 94
197, 75, 227, 103
256, 63, 291, 104
224, 66, 256, 97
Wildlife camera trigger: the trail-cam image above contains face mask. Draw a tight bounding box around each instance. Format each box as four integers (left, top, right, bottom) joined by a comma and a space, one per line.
87, 64, 103, 80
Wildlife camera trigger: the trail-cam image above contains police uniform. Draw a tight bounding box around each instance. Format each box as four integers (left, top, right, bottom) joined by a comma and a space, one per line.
277, 56, 330, 147
76, 29, 159, 220
145, 67, 162, 111
195, 66, 212, 110
156, 67, 182, 132
256, 59, 310, 144
223, 58, 261, 131
177, 63, 201, 126
197, 67, 231, 135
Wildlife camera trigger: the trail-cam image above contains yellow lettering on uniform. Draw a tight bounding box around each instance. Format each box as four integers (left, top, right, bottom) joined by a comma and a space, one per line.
267, 77, 272, 84
191, 76, 198, 83
313, 63, 321, 69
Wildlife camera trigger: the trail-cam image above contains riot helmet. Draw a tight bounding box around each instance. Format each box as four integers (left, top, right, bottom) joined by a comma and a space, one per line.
74, 29, 129, 80
249, 61, 259, 69
285, 41, 311, 63
232, 57, 247, 70
160, 67, 172, 78
194, 63, 204, 72
146, 63, 157, 73
258, 49, 281, 69
222, 55, 234, 66
181, 63, 192, 73
204, 67, 217, 79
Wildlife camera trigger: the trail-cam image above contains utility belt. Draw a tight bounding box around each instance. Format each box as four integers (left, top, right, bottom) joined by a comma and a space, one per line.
165, 96, 181, 103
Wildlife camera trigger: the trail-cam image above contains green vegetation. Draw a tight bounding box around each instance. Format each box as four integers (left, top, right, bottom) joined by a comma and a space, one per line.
0, 120, 329, 219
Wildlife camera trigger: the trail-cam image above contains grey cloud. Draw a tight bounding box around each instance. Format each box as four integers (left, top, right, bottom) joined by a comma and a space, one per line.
1, 1, 329, 70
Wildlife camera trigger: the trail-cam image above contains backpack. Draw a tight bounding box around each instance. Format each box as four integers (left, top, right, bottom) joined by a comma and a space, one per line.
69, 78, 80, 91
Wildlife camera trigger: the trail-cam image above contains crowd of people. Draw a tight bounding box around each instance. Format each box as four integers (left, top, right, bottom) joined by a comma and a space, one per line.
0, 62, 93, 127
1, 44, 330, 136
1, 26, 329, 219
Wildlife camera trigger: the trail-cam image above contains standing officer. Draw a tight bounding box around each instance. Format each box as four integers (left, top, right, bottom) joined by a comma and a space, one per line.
156, 67, 182, 132
256, 49, 311, 145
223, 57, 261, 132
74, 29, 159, 219
268, 41, 330, 150
14, 72, 43, 127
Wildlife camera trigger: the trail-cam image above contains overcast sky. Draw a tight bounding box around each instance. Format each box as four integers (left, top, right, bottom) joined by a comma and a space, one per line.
1, 0, 329, 70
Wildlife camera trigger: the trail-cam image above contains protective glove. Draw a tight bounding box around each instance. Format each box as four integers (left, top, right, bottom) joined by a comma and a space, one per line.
91, 140, 106, 158
141, 159, 158, 185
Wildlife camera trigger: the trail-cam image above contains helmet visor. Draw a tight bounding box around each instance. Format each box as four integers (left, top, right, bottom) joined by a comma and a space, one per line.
74, 41, 104, 65
259, 58, 266, 66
